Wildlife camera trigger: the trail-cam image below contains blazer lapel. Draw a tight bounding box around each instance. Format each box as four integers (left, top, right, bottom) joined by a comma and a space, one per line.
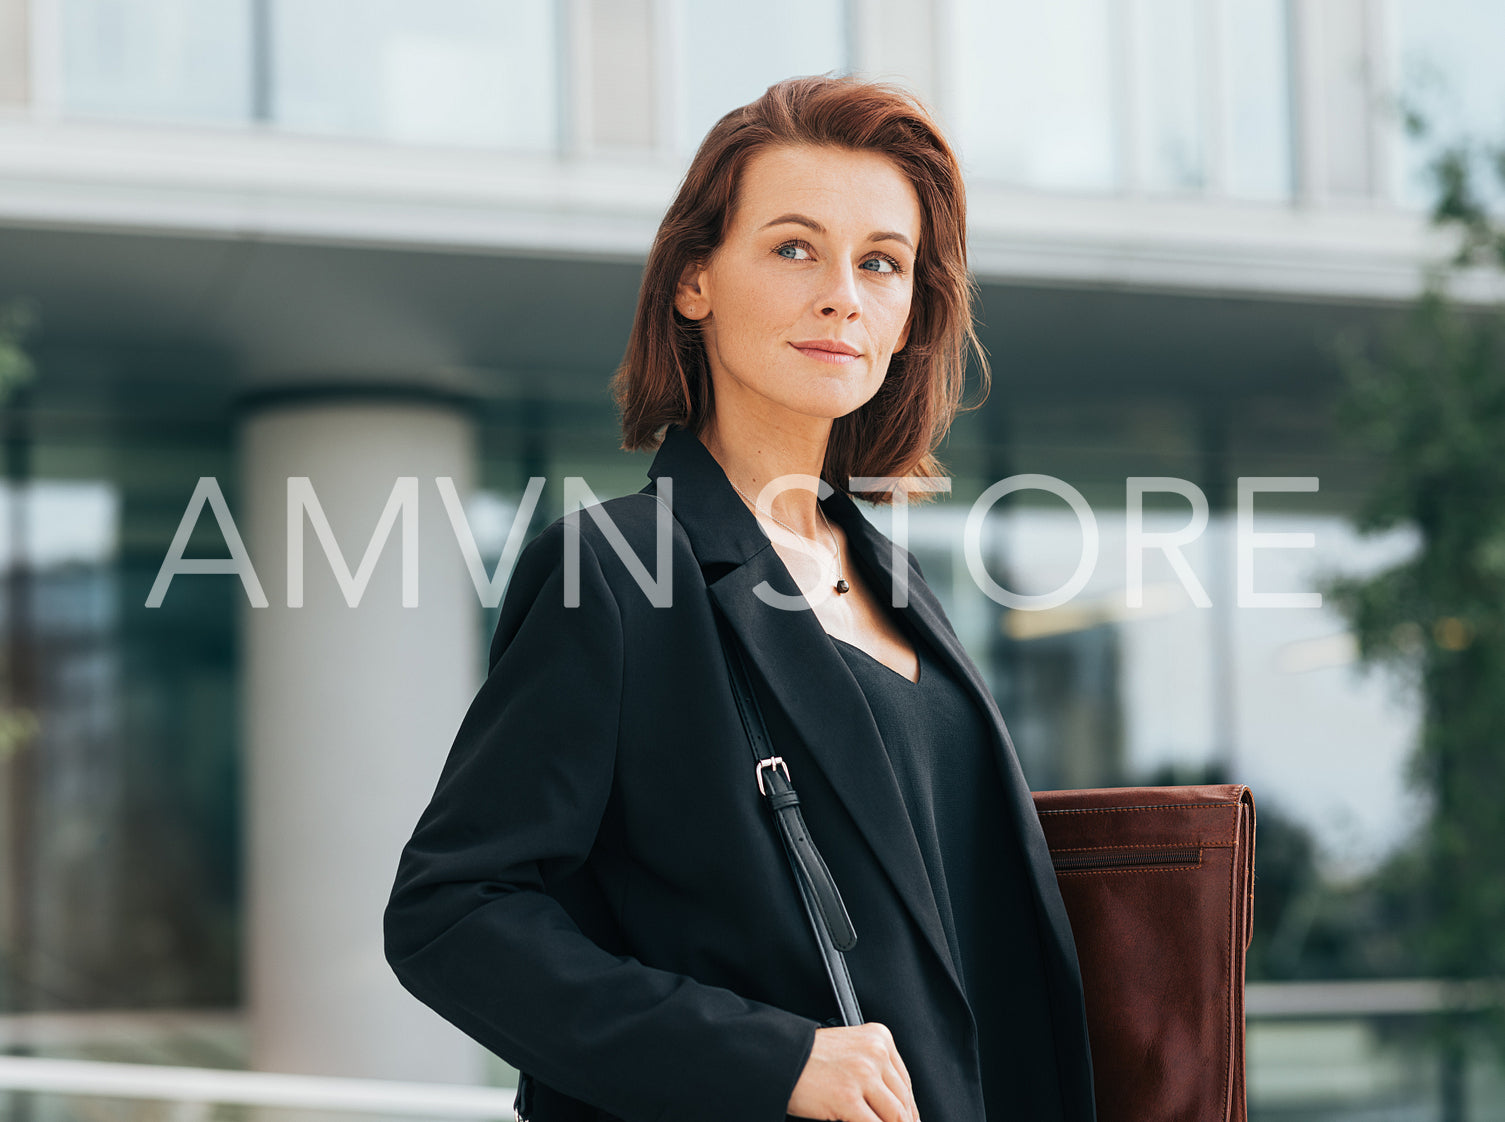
640, 425, 970, 1010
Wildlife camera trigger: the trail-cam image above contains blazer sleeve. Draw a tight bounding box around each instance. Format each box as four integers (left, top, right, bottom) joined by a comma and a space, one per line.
383, 516, 819, 1122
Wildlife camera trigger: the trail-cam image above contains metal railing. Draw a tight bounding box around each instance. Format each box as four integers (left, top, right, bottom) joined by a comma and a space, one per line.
0, 1056, 518, 1120
1246, 977, 1504, 1018
1, 981, 1500, 1120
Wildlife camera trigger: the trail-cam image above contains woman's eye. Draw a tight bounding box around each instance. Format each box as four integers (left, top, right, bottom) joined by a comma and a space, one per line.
774, 241, 903, 276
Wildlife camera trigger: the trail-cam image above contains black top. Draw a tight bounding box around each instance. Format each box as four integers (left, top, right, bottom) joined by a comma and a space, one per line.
830, 621, 1066, 1122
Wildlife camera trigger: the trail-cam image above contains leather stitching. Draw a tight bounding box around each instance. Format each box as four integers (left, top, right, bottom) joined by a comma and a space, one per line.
1054, 863, 1205, 876
1048, 842, 1232, 852
1037, 802, 1238, 815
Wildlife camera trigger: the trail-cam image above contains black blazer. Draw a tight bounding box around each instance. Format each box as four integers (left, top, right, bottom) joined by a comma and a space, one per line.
384, 422, 1097, 1122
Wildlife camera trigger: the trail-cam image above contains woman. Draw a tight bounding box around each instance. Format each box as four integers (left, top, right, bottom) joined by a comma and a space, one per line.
384, 75, 1096, 1122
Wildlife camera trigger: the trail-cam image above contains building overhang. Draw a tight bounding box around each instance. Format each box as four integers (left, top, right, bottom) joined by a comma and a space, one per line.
2, 115, 1498, 307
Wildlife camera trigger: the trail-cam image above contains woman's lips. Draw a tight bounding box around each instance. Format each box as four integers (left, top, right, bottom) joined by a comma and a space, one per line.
791, 343, 861, 365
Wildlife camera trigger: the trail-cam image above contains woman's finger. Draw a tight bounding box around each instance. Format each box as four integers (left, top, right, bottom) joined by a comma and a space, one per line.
879, 1054, 918, 1122
860, 1023, 917, 1122
880, 1031, 918, 1121
866, 1075, 915, 1122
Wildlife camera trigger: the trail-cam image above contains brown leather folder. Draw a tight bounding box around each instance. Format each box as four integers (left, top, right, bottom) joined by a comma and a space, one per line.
1031, 784, 1257, 1122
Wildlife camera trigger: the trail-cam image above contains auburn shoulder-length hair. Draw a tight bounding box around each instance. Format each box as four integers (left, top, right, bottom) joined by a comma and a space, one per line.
610, 73, 988, 506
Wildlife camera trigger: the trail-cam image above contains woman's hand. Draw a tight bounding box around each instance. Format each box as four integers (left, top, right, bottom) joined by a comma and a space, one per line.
787, 1023, 920, 1122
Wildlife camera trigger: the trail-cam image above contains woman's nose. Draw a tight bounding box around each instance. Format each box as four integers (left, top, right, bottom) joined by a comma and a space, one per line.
818, 262, 862, 319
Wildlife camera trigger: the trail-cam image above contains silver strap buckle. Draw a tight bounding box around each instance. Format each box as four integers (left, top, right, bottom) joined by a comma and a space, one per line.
756, 755, 791, 796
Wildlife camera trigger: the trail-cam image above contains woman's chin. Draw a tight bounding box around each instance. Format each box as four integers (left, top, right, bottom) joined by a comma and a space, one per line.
780, 378, 885, 421
721, 370, 882, 425
784, 395, 880, 425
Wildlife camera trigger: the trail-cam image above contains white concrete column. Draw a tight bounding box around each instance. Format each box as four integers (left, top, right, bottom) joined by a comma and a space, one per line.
237, 391, 485, 1083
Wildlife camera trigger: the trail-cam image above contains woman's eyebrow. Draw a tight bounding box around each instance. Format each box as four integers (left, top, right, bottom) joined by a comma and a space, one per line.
759, 213, 915, 253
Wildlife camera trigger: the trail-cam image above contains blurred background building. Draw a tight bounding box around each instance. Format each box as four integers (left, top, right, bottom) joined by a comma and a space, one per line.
1, 1, 1504, 1119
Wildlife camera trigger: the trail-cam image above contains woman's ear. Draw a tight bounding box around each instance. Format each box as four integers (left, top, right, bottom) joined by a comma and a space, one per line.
676, 262, 710, 320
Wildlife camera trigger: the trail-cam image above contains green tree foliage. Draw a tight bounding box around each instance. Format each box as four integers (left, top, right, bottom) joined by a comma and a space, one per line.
1323, 118, 1505, 1058
0, 296, 39, 406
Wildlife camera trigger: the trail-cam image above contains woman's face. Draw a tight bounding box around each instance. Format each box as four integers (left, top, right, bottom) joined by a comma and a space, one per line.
677, 144, 921, 432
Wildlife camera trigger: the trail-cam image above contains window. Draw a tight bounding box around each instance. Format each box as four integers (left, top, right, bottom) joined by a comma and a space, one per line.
270, 0, 559, 150
676, 0, 848, 155
59, 0, 253, 125
954, 0, 1118, 191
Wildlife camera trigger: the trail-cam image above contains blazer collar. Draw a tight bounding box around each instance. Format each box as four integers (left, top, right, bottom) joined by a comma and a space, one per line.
638, 423, 1077, 1020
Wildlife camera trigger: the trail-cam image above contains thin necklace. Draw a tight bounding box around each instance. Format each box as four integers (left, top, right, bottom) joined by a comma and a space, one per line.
728, 480, 851, 595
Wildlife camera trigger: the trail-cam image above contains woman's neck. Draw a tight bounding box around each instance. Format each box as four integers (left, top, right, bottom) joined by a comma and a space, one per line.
697, 412, 832, 540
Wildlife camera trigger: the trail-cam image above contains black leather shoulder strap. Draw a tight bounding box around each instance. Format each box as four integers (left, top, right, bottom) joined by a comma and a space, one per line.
711, 605, 865, 1028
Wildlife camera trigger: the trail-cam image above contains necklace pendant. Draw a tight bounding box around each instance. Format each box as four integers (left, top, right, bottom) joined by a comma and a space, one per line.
835, 578, 850, 594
